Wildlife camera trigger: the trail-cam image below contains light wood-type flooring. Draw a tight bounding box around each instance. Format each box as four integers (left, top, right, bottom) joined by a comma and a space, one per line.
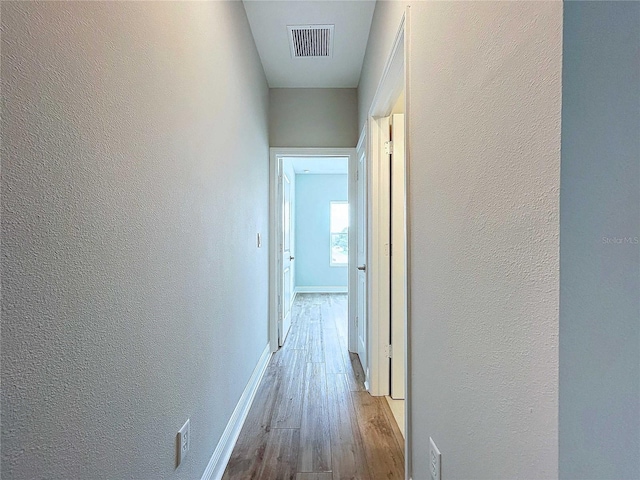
222, 293, 405, 480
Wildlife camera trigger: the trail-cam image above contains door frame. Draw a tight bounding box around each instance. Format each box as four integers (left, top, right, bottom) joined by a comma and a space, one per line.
367, 10, 407, 395
269, 147, 356, 354
390, 112, 406, 400
353, 128, 368, 369
364, 8, 411, 479
367, 114, 391, 395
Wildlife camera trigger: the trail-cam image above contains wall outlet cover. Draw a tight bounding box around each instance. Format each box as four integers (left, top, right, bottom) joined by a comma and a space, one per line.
177, 418, 190, 467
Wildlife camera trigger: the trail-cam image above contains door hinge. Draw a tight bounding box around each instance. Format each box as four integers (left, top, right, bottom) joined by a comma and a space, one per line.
384, 344, 392, 358
384, 141, 393, 155
356, 170, 359, 181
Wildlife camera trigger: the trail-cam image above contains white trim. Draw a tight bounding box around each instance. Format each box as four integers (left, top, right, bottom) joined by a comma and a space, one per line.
269, 147, 356, 354
390, 113, 406, 400
368, 14, 406, 122
270, 148, 355, 157
368, 115, 391, 397
200, 344, 272, 480
295, 286, 348, 294
402, 9, 412, 480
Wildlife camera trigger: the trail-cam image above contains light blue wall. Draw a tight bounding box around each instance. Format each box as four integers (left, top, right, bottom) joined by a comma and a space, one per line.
559, 3, 640, 479
295, 174, 348, 288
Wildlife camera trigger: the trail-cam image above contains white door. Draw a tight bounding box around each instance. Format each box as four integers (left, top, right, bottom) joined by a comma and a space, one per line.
356, 144, 368, 373
390, 114, 406, 399
280, 170, 294, 346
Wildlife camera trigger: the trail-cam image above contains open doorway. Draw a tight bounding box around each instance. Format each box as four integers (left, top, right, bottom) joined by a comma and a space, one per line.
269, 148, 356, 353
362, 10, 409, 470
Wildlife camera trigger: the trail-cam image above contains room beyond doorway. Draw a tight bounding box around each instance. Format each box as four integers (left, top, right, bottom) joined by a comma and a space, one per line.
268, 148, 357, 356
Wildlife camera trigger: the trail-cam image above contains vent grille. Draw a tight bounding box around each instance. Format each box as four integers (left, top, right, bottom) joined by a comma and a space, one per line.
287, 25, 334, 58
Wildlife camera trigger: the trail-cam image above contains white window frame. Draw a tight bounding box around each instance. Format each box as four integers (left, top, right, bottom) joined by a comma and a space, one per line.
329, 201, 349, 267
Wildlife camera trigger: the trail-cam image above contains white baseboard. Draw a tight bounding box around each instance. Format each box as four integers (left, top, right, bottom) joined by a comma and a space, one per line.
295, 286, 348, 293
200, 344, 272, 480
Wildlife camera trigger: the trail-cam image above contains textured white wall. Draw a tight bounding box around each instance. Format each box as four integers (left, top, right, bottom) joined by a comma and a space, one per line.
1, 3, 269, 479
270, 88, 358, 147
559, 3, 640, 478
360, 2, 562, 478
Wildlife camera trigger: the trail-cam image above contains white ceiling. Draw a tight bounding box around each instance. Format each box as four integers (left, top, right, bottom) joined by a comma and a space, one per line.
243, 1, 376, 88
286, 156, 349, 174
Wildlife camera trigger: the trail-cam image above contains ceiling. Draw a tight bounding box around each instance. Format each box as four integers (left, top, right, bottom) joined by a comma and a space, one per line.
286, 156, 349, 174
243, 1, 376, 88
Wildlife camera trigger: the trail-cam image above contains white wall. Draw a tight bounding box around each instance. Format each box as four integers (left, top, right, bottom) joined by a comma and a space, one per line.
1, 3, 269, 480
360, 2, 563, 478
270, 88, 358, 147
559, 2, 640, 478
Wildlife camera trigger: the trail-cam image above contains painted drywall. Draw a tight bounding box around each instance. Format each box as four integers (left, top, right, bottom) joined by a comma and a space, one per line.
295, 174, 349, 289
359, 2, 562, 478
559, 3, 640, 479
270, 88, 358, 147
1, 3, 269, 480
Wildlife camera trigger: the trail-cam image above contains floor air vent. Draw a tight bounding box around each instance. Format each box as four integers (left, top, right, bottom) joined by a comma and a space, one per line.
287, 25, 334, 58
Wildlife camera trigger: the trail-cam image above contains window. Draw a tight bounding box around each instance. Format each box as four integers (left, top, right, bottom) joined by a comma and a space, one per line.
330, 202, 349, 266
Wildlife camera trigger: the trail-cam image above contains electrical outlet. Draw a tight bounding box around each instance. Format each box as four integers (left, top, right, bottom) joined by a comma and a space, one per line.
177, 419, 190, 466
429, 437, 441, 480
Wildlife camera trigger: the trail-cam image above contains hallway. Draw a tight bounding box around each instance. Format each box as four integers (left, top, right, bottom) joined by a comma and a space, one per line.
222, 293, 404, 480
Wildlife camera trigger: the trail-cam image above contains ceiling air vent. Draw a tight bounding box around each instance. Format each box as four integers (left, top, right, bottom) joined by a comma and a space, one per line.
287, 25, 334, 58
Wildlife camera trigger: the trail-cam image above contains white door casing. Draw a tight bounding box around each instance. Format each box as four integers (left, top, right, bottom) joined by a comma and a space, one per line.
390, 113, 406, 399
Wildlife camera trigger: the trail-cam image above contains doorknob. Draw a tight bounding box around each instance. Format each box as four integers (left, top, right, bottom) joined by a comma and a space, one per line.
289, 256, 295, 261
357, 265, 366, 271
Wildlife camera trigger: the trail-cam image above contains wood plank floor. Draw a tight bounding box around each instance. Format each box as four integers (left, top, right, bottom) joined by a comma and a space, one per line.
223, 293, 405, 480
